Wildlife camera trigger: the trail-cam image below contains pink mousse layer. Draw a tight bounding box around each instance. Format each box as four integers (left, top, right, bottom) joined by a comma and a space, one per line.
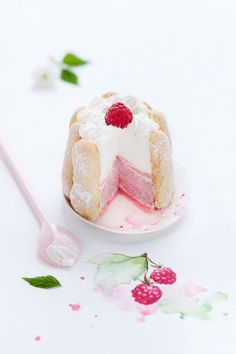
101, 156, 154, 209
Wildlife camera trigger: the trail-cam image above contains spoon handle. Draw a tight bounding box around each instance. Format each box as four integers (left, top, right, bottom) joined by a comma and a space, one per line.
0, 141, 49, 225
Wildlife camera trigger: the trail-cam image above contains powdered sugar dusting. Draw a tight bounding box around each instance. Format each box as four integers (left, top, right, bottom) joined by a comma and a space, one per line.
73, 151, 87, 176
151, 144, 158, 159
70, 183, 92, 205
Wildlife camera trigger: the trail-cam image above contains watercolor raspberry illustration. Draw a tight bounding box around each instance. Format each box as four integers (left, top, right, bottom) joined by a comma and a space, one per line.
105, 102, 133, 128
90, 252, 227, 317
150, 267, 176, 285
131, 283, 162, 305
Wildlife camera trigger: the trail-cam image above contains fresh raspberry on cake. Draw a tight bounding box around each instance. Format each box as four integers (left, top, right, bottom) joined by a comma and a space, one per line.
105, 102, 133, 128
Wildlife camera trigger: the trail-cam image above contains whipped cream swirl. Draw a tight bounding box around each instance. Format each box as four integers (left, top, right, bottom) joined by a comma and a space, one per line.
77, 94, 159, 179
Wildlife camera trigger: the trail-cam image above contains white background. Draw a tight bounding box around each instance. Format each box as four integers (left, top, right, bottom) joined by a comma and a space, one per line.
0, 0, 236, 353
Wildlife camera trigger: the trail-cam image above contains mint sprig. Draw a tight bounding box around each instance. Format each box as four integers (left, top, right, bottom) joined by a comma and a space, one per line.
22, 275, 62, 289
62, 53, 88, 66
50, 52, 88, 86
61, 69, 79, 85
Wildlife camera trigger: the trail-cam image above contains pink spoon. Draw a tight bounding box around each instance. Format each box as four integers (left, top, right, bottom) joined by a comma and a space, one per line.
0, 142, 79, 267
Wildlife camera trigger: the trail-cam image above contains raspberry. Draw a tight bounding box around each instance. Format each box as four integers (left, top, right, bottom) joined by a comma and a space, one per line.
131, 283, 162, 305
150, 267, 176, 285
105, 102, 133, 128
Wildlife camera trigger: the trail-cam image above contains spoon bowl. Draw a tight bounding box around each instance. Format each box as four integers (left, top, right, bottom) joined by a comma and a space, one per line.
38, 222, 79, 267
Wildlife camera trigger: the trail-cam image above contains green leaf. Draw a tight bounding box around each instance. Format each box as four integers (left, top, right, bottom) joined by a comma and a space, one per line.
60, 69, 79, 85
62, 53, 88, 66
90, 253, 148, 295
22, 275, 62, 289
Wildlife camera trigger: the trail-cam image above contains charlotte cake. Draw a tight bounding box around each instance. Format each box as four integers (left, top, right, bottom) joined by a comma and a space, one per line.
62, 93, 174, 221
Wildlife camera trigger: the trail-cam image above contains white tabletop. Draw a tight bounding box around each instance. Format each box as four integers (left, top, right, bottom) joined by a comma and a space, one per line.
0, 0, 236, 353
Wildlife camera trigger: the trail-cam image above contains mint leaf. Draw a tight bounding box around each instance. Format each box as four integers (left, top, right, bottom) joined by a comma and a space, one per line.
22, 275, 62, 289
62, 53, 88, 66
60, 69, 79, 85
90, 253, 148, 295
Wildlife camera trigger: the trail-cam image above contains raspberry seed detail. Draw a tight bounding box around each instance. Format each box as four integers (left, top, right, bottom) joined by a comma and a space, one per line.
105, 102, 133, 129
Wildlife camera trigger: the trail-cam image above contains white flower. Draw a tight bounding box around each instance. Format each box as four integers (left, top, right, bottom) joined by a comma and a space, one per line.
32, 64, 57, 88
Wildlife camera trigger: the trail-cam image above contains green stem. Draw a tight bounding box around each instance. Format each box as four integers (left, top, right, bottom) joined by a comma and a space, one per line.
143, 255, 151, 284
139, 253, 161, 284
147, 256, 162, 268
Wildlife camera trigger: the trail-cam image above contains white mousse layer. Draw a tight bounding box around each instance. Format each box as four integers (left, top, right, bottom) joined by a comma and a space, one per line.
77, 94, 159, 180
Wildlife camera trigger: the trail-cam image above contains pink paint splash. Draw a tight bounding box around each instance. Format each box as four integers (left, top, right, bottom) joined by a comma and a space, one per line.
137, 304, 157, 322
93, 281, 213, 322
110, 286, 157, 322
111, 287, 133, 310
80, 276, 85, 280
34, 336, 41, 341
93, 285, 102, 293
69, 303, 81, 312
184, 281, 207, 298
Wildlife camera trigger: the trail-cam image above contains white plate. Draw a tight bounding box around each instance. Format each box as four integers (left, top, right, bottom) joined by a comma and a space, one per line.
65, 162, 189, 237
